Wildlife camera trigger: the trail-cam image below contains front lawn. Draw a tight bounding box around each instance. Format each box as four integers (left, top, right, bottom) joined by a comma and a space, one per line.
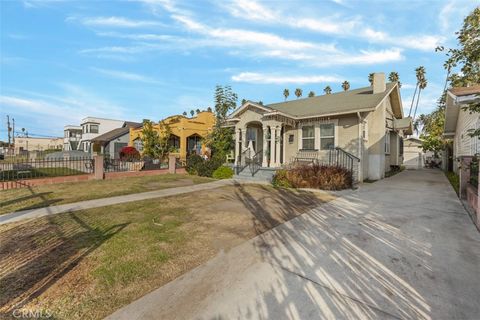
0, 174, 214, 215
0, 167, 85, 181
0, 184, 335, 320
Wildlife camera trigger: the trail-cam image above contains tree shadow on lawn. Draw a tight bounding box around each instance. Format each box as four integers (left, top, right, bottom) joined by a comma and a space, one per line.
0, 212, 129, 318
0, 185, 62, 214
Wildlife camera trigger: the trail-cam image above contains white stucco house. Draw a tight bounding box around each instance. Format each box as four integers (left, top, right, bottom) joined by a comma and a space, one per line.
225, 73, 412, 182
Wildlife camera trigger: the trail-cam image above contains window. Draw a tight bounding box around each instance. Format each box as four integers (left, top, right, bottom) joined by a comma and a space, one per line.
168, 135, 180, 151
133, 138, 143, 152
302, 126, 315, 150
385, 130, 391, 154
90, 124, 99, 134
320, 123, 335, 150
288, 134, 294, 144
362, 121, 368, 141
399, 137, 404, 156
82, 126, 86, 134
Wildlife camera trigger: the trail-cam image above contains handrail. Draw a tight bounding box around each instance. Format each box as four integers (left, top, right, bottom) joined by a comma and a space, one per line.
236, 148, 250, 175
328, 147, 360, 183
249, 149, 263, 176
334, 147, 360, 162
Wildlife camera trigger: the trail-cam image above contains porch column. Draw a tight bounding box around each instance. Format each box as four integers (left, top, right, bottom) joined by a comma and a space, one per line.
262, 126, 269, 167
270, 127, 277, 167
275, 125, 282, 167
242, 127, 248, 152
234, 128, 240, 166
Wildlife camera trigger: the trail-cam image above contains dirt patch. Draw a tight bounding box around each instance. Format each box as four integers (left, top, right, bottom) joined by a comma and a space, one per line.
0, 183, 336, 319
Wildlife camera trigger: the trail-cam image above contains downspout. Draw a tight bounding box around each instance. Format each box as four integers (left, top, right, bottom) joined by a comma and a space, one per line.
357, 112, 364, 183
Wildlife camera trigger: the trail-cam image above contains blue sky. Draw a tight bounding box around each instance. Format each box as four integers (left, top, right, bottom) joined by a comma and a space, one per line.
0, 0, 477, 139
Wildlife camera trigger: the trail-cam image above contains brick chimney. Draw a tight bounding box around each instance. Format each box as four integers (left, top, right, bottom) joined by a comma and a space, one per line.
372, 72, 386, 94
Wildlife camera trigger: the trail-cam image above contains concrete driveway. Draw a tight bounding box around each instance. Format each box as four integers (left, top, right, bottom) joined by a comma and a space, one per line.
107, 169, 480, 320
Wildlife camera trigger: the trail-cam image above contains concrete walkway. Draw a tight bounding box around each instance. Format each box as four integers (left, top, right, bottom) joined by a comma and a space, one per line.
107, 169, 480, 320
0, 179, 234, 225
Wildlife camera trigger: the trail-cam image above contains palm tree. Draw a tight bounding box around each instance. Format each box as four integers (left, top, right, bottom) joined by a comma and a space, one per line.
21, 128, 26, 137
413, 78, 428, 120
182, 111, 187, 116
323, 86, 332, 95
308, 91, 315, 97
196, 108, 201, 114
388, 71, 402, 87
258, 101, 264, 105
207, 107, 212, 112
190, 110, 195, 117
409, 66, 426, 117
341, 81, 350, 91
294, 88, 302, 99
283, 89, 290, 101
368, 73, 374, 85
241, 98, 247, 105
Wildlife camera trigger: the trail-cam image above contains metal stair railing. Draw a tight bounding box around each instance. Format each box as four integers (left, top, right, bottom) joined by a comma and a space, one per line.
249, 149, 263, 176
328, 147, 360, 182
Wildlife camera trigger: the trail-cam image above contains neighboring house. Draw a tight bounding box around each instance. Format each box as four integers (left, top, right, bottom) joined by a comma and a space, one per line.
403, 137, 433, 169
91, 122, 142, 158
444, 84, 480, 174
63, 117, 126, 153
63, 125, 82, 151
225, 73, 412, 182
129, 111, 215, 161
14, 137, 63, 154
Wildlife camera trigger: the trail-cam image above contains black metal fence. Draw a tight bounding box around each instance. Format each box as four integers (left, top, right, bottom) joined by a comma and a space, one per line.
0, 157, 94, 182
470, 157, 479, 187
103, 157, 169, 172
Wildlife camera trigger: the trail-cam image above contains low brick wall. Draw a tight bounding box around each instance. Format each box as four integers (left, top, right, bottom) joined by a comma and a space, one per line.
1, 168, 187, 190
466, 184, 480, 229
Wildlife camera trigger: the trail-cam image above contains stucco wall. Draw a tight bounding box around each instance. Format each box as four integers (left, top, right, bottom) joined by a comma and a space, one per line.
365, 99, 387, 180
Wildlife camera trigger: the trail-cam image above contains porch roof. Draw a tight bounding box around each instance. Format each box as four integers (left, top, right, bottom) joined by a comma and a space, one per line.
267, 82, 396, 118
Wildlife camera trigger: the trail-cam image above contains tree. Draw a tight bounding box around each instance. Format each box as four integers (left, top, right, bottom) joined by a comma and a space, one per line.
388, 72, 401, 87
413, 78, 428, 120
368, 73, 374, 85
283, 88, 289, 101
409, 66, 426, 117
308, 91, 315, 97
258, 101, 264, 105
182, 111, 187, 116
207, 107, 212, 112
141, 119, 172, 159
204, 85, 238, 159
241, 98, 247, 105
294, 88, 302, 99
21, 128, 26, 137
437, 7, 480, 136
190, 110, 195, 117
196, 108, 201, 114
341, 81, 350, 91
323, 86, 332, 94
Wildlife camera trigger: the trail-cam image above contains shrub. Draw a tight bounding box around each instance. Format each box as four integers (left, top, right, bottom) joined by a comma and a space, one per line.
272, 169, 293, 188
186, 154, 224, 177
119, 146, 140, 161
273, 164, 352, 190
212, 166, 234, 179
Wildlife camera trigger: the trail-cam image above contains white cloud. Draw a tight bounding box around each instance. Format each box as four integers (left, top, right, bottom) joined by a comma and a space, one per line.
223, 0, 443, 52
91, 67, 162, 84
66, 16, 164, 28
232, 72, 341, 84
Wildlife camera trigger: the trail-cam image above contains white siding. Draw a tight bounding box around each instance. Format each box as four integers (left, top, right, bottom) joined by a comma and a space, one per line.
454, 108, 480, 157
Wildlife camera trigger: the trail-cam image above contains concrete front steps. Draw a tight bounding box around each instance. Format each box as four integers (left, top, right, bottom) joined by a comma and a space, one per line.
234, 167, 277, 183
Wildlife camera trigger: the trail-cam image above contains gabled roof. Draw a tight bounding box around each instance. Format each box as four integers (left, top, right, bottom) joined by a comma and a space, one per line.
266, 82, 397, 118
444, 84, 480, 136
92, 121, 141, 144
449, 85, 480, 97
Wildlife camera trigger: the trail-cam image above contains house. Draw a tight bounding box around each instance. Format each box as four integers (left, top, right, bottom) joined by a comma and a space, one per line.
403, 137, 434, 169
444, 84, 480, 174
129, 111, 215, 161
14, 136, 63, 154
225, 73, 412, 182
63, 117, 126, 153
91, 122, 142, 158
63, 125, 82, 151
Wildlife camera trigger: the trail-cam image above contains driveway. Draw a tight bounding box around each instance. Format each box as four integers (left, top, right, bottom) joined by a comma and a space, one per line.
107, 169, 480, 320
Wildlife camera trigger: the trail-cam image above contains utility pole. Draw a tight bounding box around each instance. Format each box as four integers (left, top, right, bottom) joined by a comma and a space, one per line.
12, 118, 15, 155
6, 115, 11, 152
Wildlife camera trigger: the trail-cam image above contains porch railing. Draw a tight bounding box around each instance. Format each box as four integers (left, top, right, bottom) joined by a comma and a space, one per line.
236, 149, 250, 175
249, 149, 263, 176
328, 147, 360, 182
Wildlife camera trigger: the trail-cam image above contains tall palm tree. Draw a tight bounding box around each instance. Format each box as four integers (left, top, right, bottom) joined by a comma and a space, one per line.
294, 88, 302, 99
341, 81, 350, 91
409, 66, 426, 117
323, 86, 332, 95
283, 89, 290, 101
308, 91, 315, 97
21, 128, 26, 136
413, 78, 428, 120
368, 73, 374, 85
388, 71, 402, 88
190, 110, 195, 117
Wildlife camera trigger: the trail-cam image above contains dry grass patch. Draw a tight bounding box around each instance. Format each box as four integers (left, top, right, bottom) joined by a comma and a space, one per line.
0, 174, 214, 215
0, 183, 336, 320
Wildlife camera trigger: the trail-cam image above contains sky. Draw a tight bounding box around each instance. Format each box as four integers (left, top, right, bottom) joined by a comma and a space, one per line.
0, 0, 478, 140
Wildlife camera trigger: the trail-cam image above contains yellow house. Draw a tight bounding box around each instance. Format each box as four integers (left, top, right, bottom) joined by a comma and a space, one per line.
129, 111, 216, 160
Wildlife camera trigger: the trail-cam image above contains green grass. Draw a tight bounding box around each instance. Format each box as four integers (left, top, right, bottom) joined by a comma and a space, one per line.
0, 167, 84, 181
0, 174, 214, 215
445, 171, 459, 195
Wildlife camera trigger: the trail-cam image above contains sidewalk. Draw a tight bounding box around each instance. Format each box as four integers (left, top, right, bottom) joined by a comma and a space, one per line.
0, 179, 234, 225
